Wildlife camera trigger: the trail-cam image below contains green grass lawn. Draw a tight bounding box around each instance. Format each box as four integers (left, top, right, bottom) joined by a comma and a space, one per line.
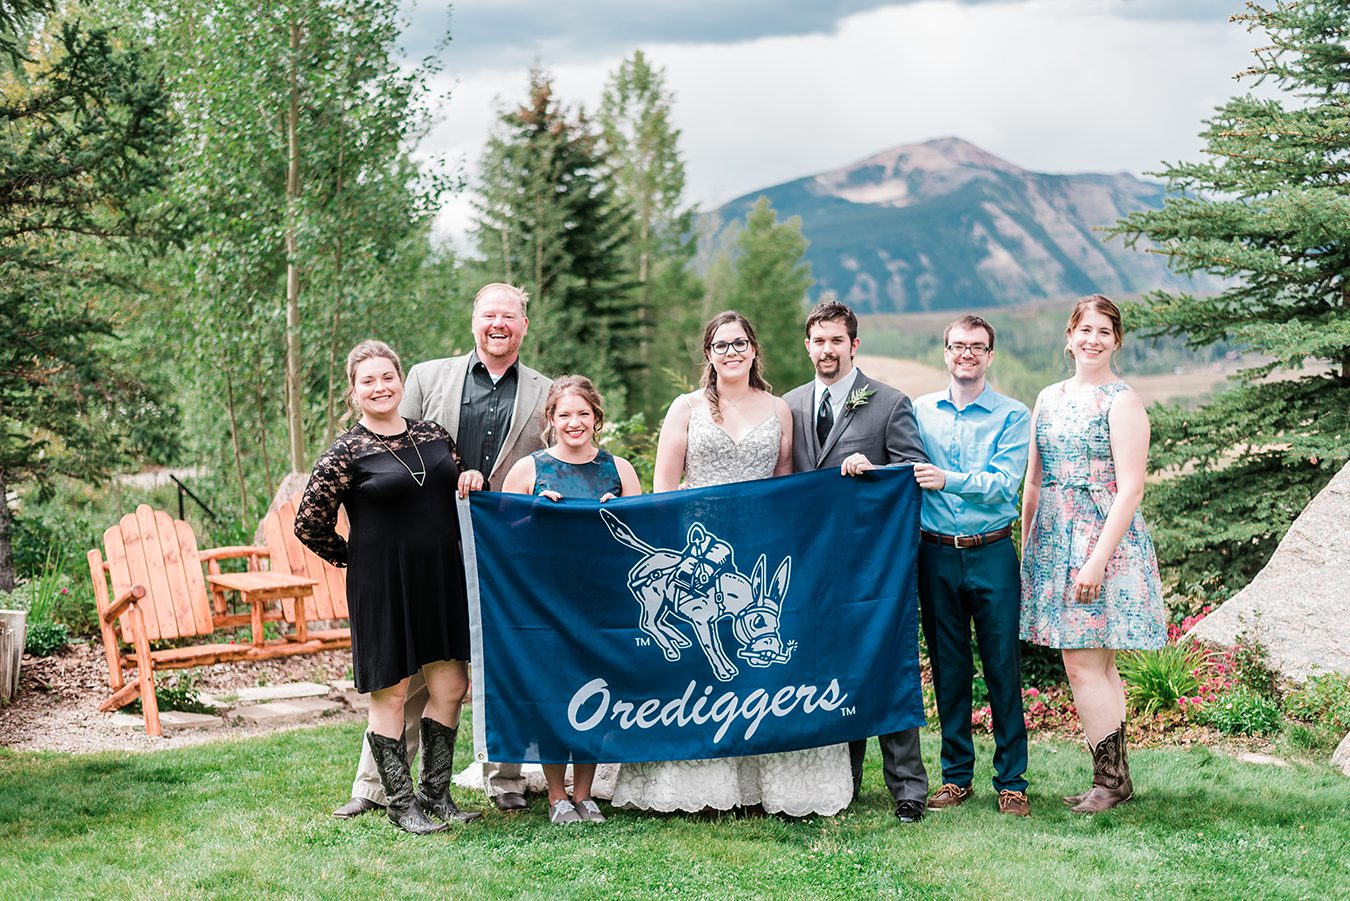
2, 725, 1346, 900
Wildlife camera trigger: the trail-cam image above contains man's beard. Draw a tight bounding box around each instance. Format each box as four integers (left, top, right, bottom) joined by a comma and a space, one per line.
815, 355, 841, 379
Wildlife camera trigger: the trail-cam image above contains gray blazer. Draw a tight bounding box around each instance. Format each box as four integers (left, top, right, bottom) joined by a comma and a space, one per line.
783, 369, 929, 472
400, 353, 552, 485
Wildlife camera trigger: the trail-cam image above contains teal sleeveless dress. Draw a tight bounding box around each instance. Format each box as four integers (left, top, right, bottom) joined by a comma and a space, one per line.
531, 448, 622, 500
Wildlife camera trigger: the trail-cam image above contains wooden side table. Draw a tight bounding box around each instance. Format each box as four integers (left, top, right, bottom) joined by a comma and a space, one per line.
206, 571, 319, 646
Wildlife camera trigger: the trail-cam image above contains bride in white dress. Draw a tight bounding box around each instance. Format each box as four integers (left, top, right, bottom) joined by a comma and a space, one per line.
610, 311, 853, 817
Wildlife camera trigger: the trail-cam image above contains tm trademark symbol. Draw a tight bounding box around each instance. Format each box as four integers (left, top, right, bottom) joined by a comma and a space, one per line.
634, 636, 650, 647
840, 706, 856, 717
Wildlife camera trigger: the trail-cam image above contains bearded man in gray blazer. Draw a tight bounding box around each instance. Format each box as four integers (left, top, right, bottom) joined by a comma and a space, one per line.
333, 282, 551, 818
783, 300, 930, 824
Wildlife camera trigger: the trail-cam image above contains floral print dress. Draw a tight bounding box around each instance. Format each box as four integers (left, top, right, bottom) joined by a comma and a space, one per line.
1019, 381, 1166, 651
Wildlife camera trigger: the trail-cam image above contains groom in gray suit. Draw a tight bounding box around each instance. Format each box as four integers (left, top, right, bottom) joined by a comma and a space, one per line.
333, 282, 552, 818
783, 300, 930, 823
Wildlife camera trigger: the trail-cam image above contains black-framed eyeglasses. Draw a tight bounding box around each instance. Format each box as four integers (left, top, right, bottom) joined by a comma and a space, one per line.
709, 338, 752, 355
946, 342, 990, 357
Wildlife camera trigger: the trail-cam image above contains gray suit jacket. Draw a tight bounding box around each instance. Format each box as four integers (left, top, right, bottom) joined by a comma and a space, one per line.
400, 353, 552, 485
783, 369, 929, 472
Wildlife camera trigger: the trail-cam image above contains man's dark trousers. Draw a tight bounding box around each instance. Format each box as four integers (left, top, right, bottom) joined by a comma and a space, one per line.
918, 537, 1028, 792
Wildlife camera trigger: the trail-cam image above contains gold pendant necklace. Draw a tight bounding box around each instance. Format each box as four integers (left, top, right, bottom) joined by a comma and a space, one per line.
368, 426, 427, 487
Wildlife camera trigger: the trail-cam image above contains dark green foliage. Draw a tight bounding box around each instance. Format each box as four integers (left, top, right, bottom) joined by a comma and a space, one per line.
0, 0, 55, 68
1107, 1, 1350, 595
474, 70, 636, 409
128, 670, 213, 715
1020, 641, 1067, 688
1282, 673, 1350, 734
599, 52, 705, 418
23, 620, 70, 657
725, 197, 815, 389
1195, 686, 1283, 736
0, 19, 176, 590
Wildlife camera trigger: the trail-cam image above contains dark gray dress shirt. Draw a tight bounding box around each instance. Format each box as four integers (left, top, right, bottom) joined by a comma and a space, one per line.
457, 351, 519, 477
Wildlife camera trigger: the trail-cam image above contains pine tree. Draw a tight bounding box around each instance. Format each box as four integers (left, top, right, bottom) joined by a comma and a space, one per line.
727, 198, 816, 390
599, 51, 704, 415
474, 70, 634, 406
0, 20, 175, 589
1108, 0, 1350, 593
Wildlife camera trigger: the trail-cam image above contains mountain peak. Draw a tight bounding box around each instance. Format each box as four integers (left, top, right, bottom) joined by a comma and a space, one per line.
812, 136, 1026, 207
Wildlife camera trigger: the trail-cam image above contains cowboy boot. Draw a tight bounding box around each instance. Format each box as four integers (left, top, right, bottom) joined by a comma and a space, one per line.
415, 718, 482, 823
366, 730, 448, 834
1070, 723, 1133, 814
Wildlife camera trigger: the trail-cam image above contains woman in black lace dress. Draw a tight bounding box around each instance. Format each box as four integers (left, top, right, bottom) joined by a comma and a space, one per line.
295, 339, 485, 834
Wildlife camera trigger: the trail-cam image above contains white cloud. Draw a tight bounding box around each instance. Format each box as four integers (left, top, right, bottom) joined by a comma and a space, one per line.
418, 0, 1266, 246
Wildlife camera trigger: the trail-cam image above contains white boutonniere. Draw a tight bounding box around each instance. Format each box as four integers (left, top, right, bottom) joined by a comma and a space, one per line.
845, 387, 876, 413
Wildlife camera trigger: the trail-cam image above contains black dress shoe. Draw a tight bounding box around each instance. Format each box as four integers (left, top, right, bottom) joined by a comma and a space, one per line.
493, 791, 529, 812
894, 799, 925, 824
332, 796, 384, 819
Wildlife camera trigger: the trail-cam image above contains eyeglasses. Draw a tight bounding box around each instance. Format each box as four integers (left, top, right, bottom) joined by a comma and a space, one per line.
709, 338, 752, 356
946, 343, 990, 357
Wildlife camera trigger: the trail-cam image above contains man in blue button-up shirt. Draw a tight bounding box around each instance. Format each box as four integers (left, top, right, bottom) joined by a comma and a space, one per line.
912, 314, 1033, 817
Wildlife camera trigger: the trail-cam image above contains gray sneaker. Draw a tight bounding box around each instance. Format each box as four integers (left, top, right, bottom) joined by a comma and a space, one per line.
548, 799, 581, 824
574, 798, 606, 823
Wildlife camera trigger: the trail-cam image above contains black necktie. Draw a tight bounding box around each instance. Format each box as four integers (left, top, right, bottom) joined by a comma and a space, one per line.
816, 388, 834, 445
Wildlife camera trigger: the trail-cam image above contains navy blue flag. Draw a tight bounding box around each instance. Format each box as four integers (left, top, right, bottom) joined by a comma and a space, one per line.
459, 466, 925, 765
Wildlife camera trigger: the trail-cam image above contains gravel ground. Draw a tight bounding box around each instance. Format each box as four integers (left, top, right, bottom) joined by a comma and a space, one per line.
0, 641, 360, 754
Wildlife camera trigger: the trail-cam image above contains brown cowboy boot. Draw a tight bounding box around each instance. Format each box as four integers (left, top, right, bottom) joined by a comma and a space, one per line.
1070, 722, 1133, 814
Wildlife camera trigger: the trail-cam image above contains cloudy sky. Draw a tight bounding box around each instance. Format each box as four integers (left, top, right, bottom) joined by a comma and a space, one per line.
407, 0, 1263, 244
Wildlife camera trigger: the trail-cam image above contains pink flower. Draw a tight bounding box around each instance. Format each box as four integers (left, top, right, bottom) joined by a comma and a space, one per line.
1026, 688, 1040, 698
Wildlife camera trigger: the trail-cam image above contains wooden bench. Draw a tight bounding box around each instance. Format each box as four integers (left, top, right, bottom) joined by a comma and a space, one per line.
87, 505, 323, 736
259, 494, 351, 648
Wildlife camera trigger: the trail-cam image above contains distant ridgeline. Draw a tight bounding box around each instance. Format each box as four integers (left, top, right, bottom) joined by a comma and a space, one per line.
713, 136, 1218, 315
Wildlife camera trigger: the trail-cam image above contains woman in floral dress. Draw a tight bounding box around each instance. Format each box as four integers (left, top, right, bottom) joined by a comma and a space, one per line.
1020, 295, 1166, 814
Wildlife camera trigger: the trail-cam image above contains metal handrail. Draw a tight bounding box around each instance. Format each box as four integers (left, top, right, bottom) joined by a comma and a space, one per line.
168, 474, 220, 523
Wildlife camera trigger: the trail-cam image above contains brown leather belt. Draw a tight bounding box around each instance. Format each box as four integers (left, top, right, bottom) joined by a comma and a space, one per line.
920, 525, 1013, 549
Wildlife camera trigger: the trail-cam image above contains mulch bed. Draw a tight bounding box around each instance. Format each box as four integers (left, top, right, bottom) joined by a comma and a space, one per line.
0, 641, 359, 754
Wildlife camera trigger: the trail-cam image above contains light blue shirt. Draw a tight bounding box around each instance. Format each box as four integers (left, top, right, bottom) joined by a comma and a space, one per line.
913, 383, 1031, 536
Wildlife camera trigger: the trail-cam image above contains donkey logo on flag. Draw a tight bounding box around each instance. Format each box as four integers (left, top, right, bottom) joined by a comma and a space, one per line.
600, 509, 797, 682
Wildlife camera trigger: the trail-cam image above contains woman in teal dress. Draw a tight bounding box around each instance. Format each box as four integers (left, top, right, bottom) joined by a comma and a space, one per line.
1020, 295, 1166, 814
501, 375, 641, 825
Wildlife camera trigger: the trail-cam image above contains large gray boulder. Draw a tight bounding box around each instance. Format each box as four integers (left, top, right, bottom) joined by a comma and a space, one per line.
1333, 732, 1350, 778
1188, 460, 1350, 683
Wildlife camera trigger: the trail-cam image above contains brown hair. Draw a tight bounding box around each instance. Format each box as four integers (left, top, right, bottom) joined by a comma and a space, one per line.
805, 300, 858, 340
343, 339, 403, 422
542, 375, 606, 446
474, 282, 530, 316
943, 314, 996, 351
1065, 294, 1124, 360
700, 310, 771, 422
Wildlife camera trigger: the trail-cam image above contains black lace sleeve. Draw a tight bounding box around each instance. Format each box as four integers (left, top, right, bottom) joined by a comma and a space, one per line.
294, 434, 354, 567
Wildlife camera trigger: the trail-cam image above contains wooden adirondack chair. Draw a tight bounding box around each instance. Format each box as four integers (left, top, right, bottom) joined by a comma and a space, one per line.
88, 505, 320, 736
259, 494, 351, 649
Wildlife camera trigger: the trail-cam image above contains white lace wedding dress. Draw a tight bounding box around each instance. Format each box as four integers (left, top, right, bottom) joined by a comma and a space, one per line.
610, 401, 853, 816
